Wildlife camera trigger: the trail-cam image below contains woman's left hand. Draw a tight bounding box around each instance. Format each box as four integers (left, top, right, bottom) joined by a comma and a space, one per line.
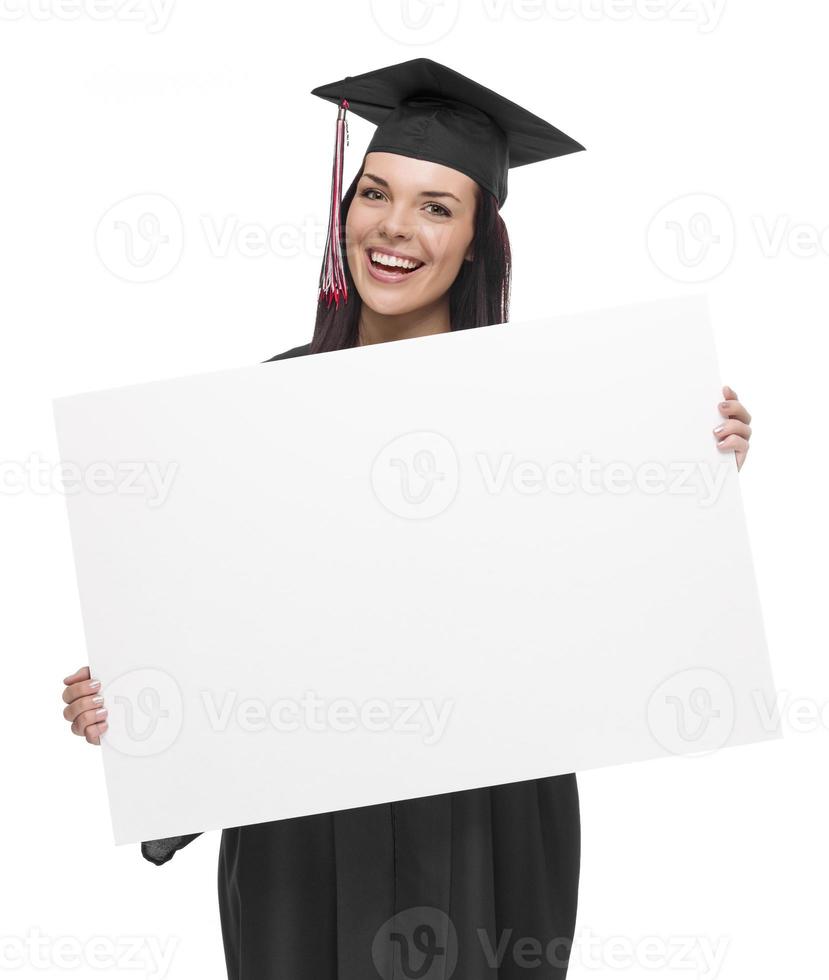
714, 384, 752, 471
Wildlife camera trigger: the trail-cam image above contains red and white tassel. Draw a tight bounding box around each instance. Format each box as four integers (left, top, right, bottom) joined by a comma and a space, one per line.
318, 98, 350, 308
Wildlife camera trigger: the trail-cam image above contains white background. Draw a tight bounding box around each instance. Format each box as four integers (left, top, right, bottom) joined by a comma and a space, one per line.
1, 1, 826, 978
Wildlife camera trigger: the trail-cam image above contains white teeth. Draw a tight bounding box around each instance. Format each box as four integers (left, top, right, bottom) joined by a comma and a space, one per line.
370, 250, 422, 270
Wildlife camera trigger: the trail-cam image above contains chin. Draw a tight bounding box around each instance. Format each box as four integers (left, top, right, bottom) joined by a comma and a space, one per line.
369, 301, 416, 318
359, 284, 429, 317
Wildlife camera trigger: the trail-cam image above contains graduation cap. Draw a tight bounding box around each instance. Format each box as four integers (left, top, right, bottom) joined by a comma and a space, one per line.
312, 57, 585, 308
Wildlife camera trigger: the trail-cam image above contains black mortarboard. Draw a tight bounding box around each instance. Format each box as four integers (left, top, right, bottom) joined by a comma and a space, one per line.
311, 58, 585, 308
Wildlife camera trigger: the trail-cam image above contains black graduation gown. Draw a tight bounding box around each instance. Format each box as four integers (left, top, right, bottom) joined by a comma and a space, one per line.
140, 342, 581, 980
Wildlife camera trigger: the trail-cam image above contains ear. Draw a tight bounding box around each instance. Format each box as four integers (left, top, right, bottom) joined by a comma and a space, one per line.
464, 246, 475, 263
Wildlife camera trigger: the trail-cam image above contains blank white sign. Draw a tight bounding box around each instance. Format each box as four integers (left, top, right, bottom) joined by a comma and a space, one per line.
53, 294, 779, 845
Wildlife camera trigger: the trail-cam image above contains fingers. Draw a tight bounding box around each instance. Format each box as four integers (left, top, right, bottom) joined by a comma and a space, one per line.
83, 720, 108, 745
713, 418, 752, 442
719, 386, 752, 425
70, 706, 109, 742
718, 387, 751, 472
63, 693, 106, 725
62, 675, 101, 705
714, 433, 749, 455
62, 666, 107, 744
63, 666, 90, 686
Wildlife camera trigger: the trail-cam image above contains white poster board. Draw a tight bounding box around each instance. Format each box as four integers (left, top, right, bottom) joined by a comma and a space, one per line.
53, 294, 779, 845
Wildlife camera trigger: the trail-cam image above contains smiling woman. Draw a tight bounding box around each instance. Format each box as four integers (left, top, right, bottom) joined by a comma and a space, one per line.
137, 57, 587, 980
308, 149, 511, 352
302, 55, 585, 357
348, 155, 479, 322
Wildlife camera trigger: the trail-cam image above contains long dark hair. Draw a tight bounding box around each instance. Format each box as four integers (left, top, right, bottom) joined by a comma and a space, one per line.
309, 160, 512, 354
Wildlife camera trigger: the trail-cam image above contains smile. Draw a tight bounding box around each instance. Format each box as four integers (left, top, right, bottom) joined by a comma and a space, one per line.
364, 248, 426, 283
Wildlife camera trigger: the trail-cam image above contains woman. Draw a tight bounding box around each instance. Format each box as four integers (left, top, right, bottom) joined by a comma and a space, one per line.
61, 60, 753, 980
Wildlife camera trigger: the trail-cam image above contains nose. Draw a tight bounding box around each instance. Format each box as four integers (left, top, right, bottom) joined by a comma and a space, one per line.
377, 202, 415, 242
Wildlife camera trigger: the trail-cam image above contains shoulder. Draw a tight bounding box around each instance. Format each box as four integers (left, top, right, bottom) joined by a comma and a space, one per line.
261, 342, 313, 363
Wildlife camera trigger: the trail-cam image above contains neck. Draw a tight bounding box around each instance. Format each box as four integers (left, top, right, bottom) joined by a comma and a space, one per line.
357, 295, 451, 347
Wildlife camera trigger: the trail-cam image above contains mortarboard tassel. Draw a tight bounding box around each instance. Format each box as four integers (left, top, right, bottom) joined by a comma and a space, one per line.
318, 98, 350, 308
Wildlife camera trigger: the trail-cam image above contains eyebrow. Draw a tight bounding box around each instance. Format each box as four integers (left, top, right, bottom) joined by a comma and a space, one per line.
361, 172, 462, 204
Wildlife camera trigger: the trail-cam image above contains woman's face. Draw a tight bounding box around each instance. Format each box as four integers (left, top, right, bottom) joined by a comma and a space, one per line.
345, 151, 478, 317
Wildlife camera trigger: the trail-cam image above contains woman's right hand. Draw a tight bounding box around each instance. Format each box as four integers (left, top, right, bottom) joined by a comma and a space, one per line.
62, 666, 108, 745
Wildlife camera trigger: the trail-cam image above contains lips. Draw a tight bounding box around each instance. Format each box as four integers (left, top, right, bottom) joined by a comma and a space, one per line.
364, 248, 426, 284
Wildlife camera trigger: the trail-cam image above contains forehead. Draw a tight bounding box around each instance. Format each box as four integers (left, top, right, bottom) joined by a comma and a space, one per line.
361, 151, 478, 202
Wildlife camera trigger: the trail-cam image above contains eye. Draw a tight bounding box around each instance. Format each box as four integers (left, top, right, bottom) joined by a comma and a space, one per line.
359, 188, 451, 218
